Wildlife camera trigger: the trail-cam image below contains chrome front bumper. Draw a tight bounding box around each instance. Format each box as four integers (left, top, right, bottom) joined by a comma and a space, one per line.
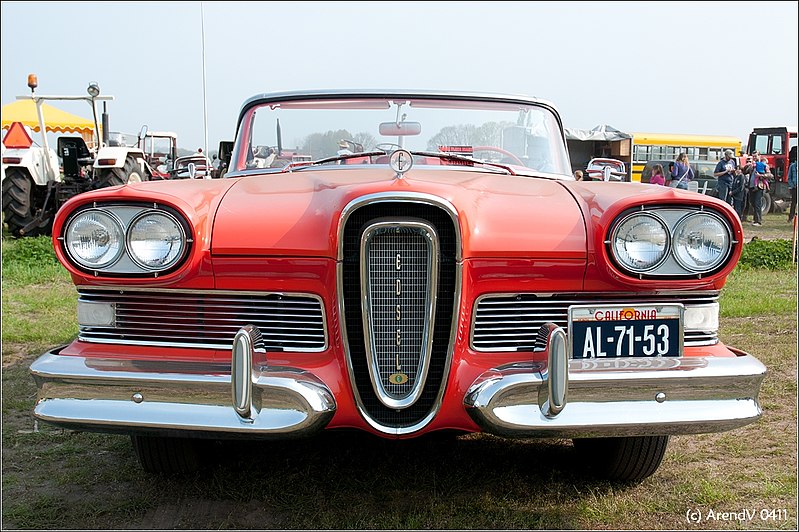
30, 331, 336, 438
464, 326, 767, 438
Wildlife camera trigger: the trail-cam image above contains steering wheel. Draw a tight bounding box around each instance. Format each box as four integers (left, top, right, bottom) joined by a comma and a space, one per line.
474, 146, 525, 166
375, 142, 402, 152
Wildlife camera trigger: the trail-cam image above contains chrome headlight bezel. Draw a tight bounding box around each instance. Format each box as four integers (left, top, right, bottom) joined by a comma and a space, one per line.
609, 212, 670, 273
61, 203, 192, 277
63, 208, 126, 269
671, 211, 732, 272
126, 210, 187, 271
607, 206, 735, 278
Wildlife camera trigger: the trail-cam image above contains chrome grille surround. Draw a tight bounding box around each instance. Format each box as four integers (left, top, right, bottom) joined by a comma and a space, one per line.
471, 292, 721, 352
337, 192, 462, 435
77, 287, 327, 352
360, 219, 439, 409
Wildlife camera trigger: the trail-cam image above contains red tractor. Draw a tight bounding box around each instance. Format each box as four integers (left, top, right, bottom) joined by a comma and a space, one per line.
745, 126, 797, 213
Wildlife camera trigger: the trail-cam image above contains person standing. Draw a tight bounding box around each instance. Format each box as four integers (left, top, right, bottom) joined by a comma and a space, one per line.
713, 149, 737, 204
742, 152, 759, 222
747, 153, 767, 226
787, 159, 797, 223
669, 153, 693, 189
730, 166, 747, 218
649, 164, 667, 186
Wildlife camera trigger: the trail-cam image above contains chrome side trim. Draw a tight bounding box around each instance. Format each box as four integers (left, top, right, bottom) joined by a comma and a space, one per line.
337, 193, 462, 435
30, 349, 335, 437
360, 219, 439, 409
464, 353, 766, 438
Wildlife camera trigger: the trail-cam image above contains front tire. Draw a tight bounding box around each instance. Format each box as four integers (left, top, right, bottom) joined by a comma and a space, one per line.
2, 167, 50, 237
95, 156, 147, 188
131, 435, 202, 474
573, 435, 669, 481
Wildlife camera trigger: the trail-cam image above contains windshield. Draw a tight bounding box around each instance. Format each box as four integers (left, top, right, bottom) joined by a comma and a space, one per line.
231, 95, 571, 177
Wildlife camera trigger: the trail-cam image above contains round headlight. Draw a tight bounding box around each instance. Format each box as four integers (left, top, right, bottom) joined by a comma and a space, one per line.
64, 209, 124, 269
611, 213, 669, 272
672, 213, 731, 272
126, 211, 186, 270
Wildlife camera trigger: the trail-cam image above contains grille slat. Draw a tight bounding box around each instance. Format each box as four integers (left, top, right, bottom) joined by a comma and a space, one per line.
472, 293, 719, 351
78, 289, 326, 351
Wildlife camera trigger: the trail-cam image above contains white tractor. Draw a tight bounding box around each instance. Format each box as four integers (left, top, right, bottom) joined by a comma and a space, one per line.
2, 75, 149, 238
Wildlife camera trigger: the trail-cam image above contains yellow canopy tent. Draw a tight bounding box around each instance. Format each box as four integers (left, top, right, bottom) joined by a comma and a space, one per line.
1, 99, 97, 146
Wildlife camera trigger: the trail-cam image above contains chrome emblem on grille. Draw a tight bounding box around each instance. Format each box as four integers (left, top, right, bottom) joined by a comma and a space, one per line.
360, 218, 439, 409
389, 372, 409, 385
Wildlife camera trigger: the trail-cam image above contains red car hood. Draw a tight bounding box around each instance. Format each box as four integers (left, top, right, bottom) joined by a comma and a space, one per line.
212, 167, 586, 260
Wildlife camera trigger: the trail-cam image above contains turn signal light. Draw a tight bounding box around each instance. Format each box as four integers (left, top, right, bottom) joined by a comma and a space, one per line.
2, 157, 22, 164
97, 158, 117, 165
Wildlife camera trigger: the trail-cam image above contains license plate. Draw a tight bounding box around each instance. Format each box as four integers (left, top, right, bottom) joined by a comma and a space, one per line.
568, 304, 683, 359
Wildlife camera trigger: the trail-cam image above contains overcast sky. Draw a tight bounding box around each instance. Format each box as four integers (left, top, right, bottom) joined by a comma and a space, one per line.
2, 1, 797, 153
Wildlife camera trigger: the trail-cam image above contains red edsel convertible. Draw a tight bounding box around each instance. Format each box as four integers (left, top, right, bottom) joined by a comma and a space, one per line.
30, 90, 766, 480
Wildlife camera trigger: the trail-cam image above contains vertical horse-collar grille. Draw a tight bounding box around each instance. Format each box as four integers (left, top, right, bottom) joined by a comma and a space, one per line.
360, 219, 439, 409
342, 201, 457, 430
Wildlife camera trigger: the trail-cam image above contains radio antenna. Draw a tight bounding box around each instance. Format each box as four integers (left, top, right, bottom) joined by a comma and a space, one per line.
200, 1, 209, 157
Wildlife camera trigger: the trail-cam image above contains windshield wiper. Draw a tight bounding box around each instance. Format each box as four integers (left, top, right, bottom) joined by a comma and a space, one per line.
408, 150, 517, 175
280, 150, 388, 172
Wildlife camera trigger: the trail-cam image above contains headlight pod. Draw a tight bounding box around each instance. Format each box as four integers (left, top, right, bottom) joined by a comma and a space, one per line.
127, 211, 185, 270
672, 212, 731, 272
608, 208, 734, 277
64, 209, 124, 269
62, 204, 190, 276
610, 213, 669, 272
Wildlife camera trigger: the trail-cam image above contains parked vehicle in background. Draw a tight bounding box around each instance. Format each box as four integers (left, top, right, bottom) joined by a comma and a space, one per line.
630, 132, 742, 183
1, 75, 149, 238
30, 89, 765, 482
746, 126, 797, 212
172, 153, 213, 179
585, 157, 626, 181
135, 129, 179, 179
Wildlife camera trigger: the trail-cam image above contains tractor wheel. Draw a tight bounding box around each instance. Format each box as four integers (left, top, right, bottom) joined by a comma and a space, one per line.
95, 156, 147, 189
2, 167, 51, 238
131, 435, 202, 474
572, 435, 669, 481
761, 192, 772, 216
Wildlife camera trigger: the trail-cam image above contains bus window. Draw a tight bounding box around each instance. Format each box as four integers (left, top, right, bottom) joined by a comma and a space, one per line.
699, 147, 708, 160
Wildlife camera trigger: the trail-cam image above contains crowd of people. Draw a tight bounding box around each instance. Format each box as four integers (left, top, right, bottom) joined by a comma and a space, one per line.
641, 149, 798, 227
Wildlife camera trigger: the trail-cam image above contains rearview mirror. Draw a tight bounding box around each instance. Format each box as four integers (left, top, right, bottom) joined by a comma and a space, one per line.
379, 121, 421, 136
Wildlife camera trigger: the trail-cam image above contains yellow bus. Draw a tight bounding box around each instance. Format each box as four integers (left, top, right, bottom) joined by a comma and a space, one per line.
630, 132, 742, 182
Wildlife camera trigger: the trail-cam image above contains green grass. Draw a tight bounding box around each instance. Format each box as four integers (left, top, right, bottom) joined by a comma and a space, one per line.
1, 235, 77, 347
720, 267, 797, 317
